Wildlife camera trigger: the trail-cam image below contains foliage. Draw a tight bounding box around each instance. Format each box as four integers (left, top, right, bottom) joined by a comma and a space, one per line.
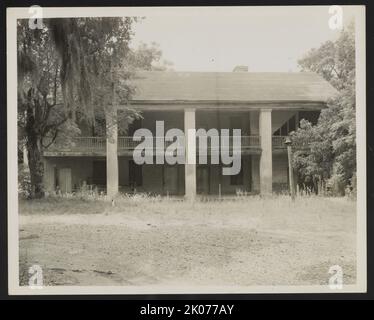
18, 164, 31, 199
128, 42, 174, 71
292, 24, 356, 195
17, 20, 69, 145
298, 24, 355, 91
18, 17, 171, 197
17, 20, 73, 197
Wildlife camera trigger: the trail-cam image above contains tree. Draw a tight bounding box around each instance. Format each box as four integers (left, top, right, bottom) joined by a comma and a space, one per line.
18, 17, 170, 198
17, 20, 80, 198
18, 17, 137, 198
291, 23, 356, 195
128, 42, 174, 71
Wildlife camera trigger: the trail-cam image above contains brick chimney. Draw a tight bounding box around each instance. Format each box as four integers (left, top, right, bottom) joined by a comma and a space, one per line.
233, 65, 248, 72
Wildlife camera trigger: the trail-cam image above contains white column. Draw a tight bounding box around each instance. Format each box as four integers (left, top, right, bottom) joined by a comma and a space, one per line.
106, 107, 119, 198
259, 109, 272, 195
23, 144, 28, 167
184, 108, 196, 200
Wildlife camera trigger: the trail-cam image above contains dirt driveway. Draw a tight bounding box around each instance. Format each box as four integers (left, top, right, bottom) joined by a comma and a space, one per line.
19, 196, 356, 287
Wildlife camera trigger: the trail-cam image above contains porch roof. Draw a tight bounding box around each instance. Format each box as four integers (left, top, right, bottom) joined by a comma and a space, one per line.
129, 71, 337, 104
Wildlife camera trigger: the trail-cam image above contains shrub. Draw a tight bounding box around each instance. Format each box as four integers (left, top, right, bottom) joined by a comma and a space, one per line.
18, 164, 31, 199
328, 173, 346, 196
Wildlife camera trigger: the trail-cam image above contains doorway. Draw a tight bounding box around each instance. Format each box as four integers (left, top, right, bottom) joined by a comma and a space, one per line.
92, 160, 106, 186
58, 168, 72, 193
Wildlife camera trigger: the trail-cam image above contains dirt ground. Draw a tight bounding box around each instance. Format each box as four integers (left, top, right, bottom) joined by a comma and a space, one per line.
19, 196, 356, 286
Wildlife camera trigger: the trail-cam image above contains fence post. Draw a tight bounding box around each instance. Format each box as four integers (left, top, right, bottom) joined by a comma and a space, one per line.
284, 137, 295, 201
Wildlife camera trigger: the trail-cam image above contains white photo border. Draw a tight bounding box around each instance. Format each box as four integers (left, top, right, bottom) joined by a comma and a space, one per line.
6, 5, 367, 295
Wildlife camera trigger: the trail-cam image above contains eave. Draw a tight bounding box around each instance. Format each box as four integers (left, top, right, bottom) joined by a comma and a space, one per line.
119, 100, 328, 111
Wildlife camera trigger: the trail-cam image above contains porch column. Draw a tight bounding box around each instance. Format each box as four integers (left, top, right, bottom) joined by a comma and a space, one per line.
106, 107, 119, 198
184, 108, 196, 200
23, 144, 28, 167
259, 109, 272, 195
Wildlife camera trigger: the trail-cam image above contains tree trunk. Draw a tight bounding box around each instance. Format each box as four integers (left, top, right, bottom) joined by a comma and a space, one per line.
25, 103, 45, 199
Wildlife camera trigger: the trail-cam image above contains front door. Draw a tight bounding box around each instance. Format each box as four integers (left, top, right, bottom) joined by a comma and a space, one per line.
58, 168, 72, 193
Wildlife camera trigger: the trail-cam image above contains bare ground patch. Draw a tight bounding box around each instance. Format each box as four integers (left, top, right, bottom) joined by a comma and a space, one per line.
19, 196, 356, 287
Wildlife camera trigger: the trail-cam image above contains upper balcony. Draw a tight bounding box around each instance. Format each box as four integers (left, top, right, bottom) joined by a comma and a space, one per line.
43, 135, 291, 157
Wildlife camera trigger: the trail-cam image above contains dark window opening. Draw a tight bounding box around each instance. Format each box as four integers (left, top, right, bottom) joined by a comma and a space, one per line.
92, 160, 106, 186
54, 166, 58, 189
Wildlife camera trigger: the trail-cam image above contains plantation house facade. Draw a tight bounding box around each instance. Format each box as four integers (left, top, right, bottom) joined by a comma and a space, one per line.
42, 69, 337, 198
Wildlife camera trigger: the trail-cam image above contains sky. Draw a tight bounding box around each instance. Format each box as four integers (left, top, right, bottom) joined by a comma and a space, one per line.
130, 6, 357, 72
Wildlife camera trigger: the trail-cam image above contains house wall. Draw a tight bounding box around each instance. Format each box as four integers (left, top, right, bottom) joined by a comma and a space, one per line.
44, 153, 288, 195
272, 153, 289, 193
43, 109, 296, 196
118, 157, 129, 187
251, 155, 260, 192
196, 110, 252, 135
246, 154, 289, 194
132, 163, 185, 195
140, 110, 258, 135
142, 164, 163, 192
250, 111, 259, 135
198, 156, 253, 195
43, 157, 96, 192
120, 158, 186, 195
142, 111, 184, 133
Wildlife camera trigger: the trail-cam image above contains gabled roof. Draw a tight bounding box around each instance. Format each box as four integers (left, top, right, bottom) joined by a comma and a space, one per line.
130, 71, 337, 103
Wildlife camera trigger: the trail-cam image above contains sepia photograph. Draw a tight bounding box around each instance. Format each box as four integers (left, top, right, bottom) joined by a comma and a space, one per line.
6, 5, 366, 295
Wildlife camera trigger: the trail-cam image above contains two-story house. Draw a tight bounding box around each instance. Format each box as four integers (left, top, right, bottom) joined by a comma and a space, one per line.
42, 68, 337, 198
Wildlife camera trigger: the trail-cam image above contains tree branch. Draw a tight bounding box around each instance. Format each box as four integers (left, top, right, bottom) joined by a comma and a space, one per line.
42, 128, 59, 149
42, 116, 67, 137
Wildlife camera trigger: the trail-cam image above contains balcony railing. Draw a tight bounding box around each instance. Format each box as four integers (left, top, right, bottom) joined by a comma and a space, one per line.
73, 137, 106, 150
272, 135, 287, 149
118, 137, 181, 149
44, 135, 291, 152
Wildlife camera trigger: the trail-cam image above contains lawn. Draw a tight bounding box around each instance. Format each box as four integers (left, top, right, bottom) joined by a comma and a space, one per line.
19, 195, 357, 287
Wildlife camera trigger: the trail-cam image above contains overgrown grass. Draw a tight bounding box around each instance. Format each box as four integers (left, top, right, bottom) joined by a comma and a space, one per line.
19, 193, 356, 222
19, 193, 357, 286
